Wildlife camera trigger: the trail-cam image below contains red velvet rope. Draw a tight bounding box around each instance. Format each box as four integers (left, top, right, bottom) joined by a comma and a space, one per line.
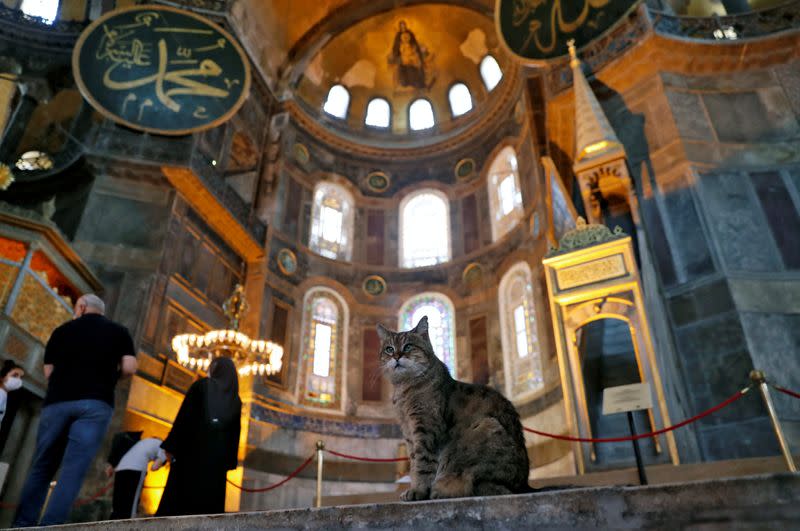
325, 449, 409, 463
523, 387, 751, 443
772, 384, 800, 400
226, 454, 315, 493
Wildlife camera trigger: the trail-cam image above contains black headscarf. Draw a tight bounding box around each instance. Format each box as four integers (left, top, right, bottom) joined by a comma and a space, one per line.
206, 357, 241, 425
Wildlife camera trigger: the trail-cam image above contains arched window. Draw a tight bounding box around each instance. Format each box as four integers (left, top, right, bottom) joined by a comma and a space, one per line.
365, 98, 391, 128
20, 0, 58, 23
409, 99, 435, 131
488, 146, 524, 241
480, 55, 503, 91
309, 182, 354, 261
300, 288, 348, 409
448, 83, 473, 117
399, 293, 456, 375
323, 84, 350, 119
399, 190, 451, 268
499, 262, 543, 399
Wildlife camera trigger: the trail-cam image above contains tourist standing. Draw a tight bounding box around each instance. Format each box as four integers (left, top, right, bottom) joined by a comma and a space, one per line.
0, 360, 24, 425
156, 357, 241, 516
13, 294, 137, 527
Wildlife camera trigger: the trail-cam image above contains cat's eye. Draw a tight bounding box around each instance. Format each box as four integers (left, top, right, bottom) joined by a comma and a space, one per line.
402, 344, 413, 353
384, 346, 395, 354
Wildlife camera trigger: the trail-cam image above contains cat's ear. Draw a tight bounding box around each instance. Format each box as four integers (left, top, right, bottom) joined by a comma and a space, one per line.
376, 323, 390, 342
413, 316, 429, 336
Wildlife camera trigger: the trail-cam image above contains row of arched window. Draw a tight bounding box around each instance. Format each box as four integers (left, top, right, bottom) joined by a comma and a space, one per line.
309, 146, 524, 266
323, 55, 503, 131
299, 261, 543, 408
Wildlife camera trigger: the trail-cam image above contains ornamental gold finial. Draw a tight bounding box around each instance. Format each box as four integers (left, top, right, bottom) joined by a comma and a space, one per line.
222, 284, 248, 331
567, 39, 579, 67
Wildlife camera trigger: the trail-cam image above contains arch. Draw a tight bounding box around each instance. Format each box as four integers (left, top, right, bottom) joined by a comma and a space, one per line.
488, 145, 525, 241
365, 97, 391, 128
309, 181, 355, 261
480, 55, 503, 91
298, 286, 349, 410
399, 188, 451, 268
21, 0, 59, 23
323, 84, 350, 119
409, 98, 435, 131
498, 262, 543, 400
399, 292, 457, 375
448, 82, 473, 117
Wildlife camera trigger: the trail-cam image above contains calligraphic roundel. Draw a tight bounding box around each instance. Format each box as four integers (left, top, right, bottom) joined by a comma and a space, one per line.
495, 0, 640, 63
72, 5, 251, 135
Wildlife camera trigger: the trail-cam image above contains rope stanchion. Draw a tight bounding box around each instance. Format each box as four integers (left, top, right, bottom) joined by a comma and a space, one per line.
523, 386, 751, 443
226, 454, 315, 493
772, 384, 800, 400
0, 481, 115, 511
325, 449, 409, 462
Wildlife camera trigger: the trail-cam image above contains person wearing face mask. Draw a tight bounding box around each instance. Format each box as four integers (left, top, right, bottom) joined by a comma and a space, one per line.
12, 294, 137, 528
0, 360, 25, 425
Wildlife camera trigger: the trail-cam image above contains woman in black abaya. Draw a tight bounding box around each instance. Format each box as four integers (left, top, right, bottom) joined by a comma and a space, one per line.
156, 357, 241, 516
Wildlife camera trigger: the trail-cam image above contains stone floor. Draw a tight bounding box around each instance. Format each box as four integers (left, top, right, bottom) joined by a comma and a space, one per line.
25, 473, 800, 530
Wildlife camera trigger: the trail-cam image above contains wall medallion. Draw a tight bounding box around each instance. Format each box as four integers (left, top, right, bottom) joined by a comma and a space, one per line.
276, 248, 298, 276
366, 171, 391, 193
496, 0, 640, 64
462, 262, 483, 287
362, 275, 387, 297
454, 158, 476, 180
72, 5, 251, 135
292, 143, 310, 165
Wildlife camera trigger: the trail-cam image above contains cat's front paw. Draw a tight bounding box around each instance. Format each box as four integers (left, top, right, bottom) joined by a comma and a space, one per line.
401, 486, 430, 501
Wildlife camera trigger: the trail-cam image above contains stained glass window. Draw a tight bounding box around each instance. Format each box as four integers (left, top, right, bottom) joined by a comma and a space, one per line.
302, 289, 347, 407
480, 55, 503, 91
399, 293, 456, 375
448, 83, 473, 117
499, 262, 543, 399
323, 84, 350, 119
365, 98, 391, 128
409, 99, 435, 131
20, 0, 58, 24
400, 190, 451, 268
310, 182, 354, 261
488, 146, 524, 241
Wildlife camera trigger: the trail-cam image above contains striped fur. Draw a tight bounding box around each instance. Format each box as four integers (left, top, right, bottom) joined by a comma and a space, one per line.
377, 316, 529, 500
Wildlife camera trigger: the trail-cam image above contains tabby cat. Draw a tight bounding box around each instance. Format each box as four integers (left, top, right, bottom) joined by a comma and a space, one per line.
377, 316, 529, 500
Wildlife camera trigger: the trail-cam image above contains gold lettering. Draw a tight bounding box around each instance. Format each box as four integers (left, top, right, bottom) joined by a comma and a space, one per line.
137, 98, 153, 120
195, 39, 226, 53
193, 105, 209, 119
512, 0, 610, 54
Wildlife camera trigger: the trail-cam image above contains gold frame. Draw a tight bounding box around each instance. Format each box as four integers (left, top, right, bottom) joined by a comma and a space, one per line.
276, 248, 297, 276
362, 275, 387, 297
542, 235, 679, 473
365, 171, 391, 193
71, 4, 252, 136
454, 158, 476, 180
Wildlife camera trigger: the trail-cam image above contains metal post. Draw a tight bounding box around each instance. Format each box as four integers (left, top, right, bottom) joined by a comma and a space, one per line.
750, 370, 797, 472
627, 412, 648, 485
39, 480, 56, 523
315, 440, 325, 508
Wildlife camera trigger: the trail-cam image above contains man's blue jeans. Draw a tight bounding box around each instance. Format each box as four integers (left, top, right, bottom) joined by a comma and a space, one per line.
13, 399, 112, 527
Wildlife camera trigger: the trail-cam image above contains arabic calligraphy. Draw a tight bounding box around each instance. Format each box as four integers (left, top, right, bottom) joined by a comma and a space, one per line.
497, 0, 639, 62
73, 5, 250, 135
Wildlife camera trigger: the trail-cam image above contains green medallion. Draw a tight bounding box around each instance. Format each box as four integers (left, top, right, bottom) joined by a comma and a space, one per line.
72, 5, 251, 135
496, 0, 640, 63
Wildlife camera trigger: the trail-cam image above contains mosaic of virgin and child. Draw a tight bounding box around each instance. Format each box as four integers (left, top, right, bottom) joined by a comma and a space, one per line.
388, 21, 436, 90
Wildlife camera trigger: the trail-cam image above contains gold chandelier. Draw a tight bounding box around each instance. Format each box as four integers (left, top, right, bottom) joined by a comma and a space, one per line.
172, 284, 283, 377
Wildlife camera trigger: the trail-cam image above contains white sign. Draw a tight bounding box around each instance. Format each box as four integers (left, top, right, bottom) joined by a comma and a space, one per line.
602, 383, 653, 415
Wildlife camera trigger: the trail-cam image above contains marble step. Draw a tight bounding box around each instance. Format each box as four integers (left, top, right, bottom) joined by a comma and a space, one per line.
29, 473, 800, 530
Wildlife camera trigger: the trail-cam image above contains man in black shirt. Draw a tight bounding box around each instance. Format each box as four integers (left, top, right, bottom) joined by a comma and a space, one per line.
13, 294, 137, 527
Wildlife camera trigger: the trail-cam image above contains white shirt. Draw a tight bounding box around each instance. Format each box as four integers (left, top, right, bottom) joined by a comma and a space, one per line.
0, 389, 6, 425
116, 438, 166, 472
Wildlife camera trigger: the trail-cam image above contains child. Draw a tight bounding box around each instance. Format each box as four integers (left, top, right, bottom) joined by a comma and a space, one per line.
106, 433, 166, 519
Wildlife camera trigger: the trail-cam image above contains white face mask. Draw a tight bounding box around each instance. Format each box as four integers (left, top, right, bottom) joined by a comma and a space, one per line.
4, 377, 22, 392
